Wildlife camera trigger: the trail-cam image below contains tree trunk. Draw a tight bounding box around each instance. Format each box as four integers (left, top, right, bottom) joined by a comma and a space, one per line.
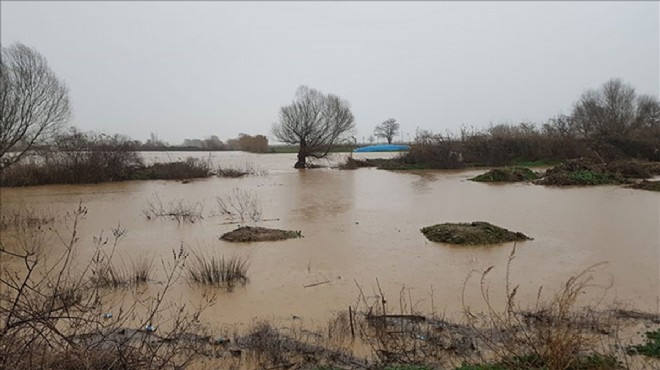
294, 151, 306, 169
387, 137, 393, 144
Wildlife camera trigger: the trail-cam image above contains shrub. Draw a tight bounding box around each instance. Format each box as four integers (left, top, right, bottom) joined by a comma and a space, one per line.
142, 192, 204, 223
215, 188, 262, 223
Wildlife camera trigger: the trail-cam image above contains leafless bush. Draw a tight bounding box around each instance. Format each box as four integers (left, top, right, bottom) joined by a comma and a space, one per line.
352, 281, 466, 366
90, 229, 153, 289
142, 192, 204, 223
217, 161, 267, 178
215, 187, 262, 223
0, 204, 215, 369
185, 249, 250, 292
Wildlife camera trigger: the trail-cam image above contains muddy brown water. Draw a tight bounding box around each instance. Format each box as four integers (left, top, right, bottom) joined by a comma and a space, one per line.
1, 151, 658, 333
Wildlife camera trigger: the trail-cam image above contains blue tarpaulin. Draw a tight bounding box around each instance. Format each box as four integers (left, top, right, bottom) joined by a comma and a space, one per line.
353, 144, 411, 153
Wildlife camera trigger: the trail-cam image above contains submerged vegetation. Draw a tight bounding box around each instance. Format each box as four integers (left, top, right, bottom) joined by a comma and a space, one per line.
142, 192, 204, 223
421, 222, 532, 245
630, 180, 660, 192
186, 251, 250, 291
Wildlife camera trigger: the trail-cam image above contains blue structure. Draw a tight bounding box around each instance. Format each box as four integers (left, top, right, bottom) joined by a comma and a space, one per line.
353, 144, 411, 153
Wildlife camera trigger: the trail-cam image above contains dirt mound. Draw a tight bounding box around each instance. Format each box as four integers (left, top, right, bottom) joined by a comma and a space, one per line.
630, 180, 660, 192
470, 167, 540, 182
220, 226, 302, 242
421, 221, 532, 245
536, 159, 626, 186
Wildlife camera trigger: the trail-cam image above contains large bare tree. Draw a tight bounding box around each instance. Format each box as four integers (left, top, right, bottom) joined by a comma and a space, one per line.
0, 43, 71, 172
374, 118, 400, 144
272, 86, 355, 168
571, 79, 638, 138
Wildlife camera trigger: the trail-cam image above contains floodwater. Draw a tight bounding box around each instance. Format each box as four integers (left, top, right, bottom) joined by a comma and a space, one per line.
1, 151, 659, 332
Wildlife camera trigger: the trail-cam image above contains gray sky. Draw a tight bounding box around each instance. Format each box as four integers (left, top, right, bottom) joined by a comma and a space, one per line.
2, 1, 658, 145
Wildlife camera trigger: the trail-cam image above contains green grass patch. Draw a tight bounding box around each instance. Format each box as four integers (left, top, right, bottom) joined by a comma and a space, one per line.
470, 167, 540, 182
455, 353, 621, 370
628, 329, 660, 358
421, 221, 532, 245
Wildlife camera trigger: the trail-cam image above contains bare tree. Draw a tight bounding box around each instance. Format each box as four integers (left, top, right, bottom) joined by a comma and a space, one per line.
272, 86, 355, 168
0, 43, 71, 172
635, 94, 660, 131
571, 78, 637, 138
374, 118, 400, 144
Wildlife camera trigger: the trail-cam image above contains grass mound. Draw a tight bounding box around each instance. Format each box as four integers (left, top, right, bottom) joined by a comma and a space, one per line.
536, 159, 626, 186
220, 226, 302, 242
421, 222, 531, 245
630, 180, 660, 192
470, 167, 540, 182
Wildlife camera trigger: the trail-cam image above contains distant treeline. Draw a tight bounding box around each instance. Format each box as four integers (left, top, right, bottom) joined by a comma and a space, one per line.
137, 133, 269, 153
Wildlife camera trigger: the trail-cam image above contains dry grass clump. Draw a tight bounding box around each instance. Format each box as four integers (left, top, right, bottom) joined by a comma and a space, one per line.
460, 247, 620, 370
142, 192, 204, 223
0, 205, 55, 231
185, 250, 249, 292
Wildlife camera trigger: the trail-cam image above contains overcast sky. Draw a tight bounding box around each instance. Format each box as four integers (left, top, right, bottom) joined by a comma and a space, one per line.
2, 1, 658, 144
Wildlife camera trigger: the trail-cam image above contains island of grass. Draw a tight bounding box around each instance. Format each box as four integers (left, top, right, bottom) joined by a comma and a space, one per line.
536, 159, 627, 186
470, 167, 540, 183
220, 226, 302, 242
421, 221, 532, 245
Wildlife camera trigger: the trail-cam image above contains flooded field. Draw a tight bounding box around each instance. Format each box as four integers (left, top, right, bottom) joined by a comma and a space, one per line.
1, 151, 658, 333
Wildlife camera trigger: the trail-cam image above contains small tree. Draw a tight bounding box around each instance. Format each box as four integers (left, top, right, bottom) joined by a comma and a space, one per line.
0, 43, 71, 172
374, 118, 400, 144
272, 86, 355, 168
